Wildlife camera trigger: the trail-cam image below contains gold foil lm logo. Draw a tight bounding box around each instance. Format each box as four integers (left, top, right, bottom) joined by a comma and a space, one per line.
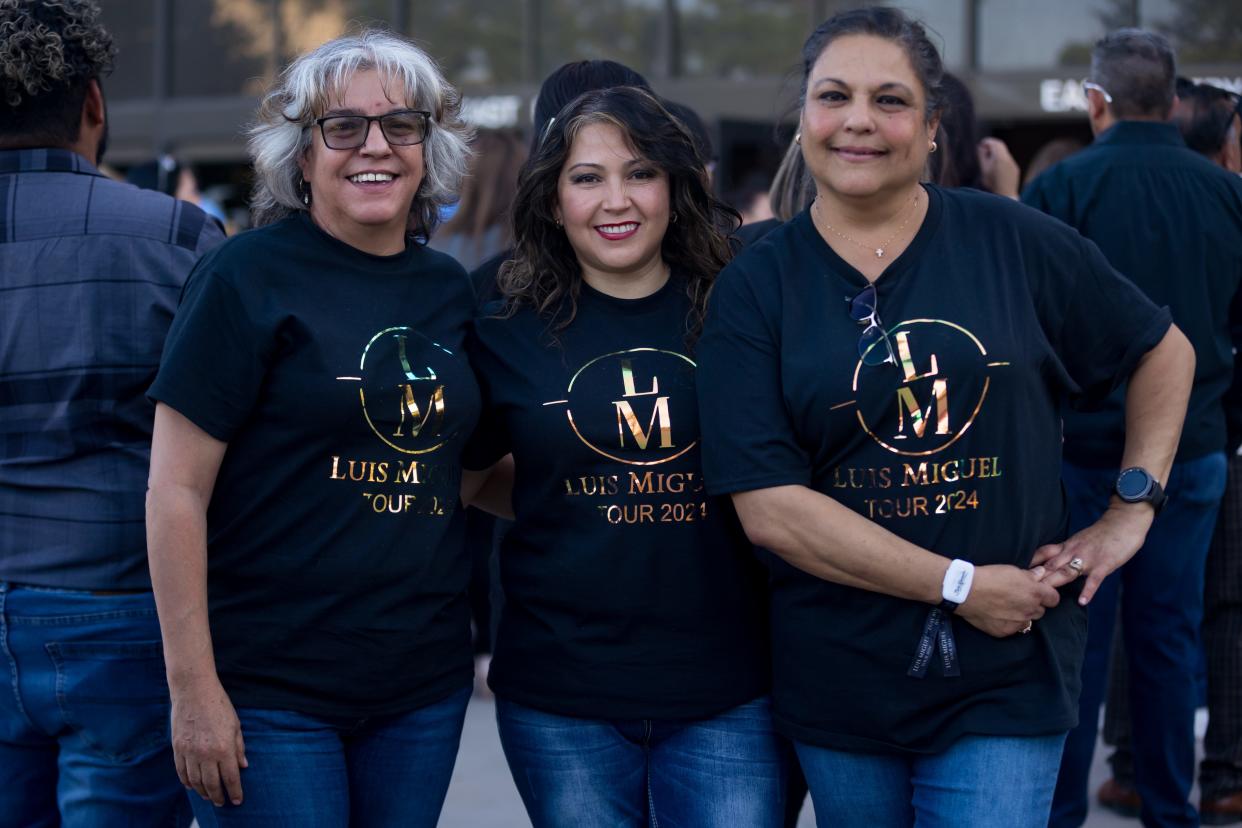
544, 347, 696, 466
836, 319, 1009, 458
393, 335, 445, 440
337, 327, 456, 455
892, 331, 949, 441
614, 359, 674, 450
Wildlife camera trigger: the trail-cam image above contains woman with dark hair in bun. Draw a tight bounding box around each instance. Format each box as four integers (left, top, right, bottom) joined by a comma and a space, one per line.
696, 7, 1193, 826
465, 85, 784, 827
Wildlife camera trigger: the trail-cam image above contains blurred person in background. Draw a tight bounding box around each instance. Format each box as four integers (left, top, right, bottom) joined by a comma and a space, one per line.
1087, 77, 1242, 826
1173, 80, 1242, 174
466, 85, 784, 828
1021, 137, 1085, 191
1024, 30, 1242, 828
432, 127, 526, 271
698, 8, 1192, 826
928, 72, 1020, 198
665, 99, 717, 186
728, 173, 776, 226
734, 133, 816, 246
127, 153, 229, 226
0, 1, 223, 825
144, 31, 495, 827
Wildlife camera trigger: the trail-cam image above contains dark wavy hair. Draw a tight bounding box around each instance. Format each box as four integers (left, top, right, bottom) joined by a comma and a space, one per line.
498, 86, 738, 345
0, 0, 115, 149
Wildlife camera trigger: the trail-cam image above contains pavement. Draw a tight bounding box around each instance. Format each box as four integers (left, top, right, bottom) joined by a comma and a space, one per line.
436, 692, 1192, 827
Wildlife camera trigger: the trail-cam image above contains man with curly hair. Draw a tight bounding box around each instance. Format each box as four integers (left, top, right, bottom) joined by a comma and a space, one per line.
0, 1, 223, 824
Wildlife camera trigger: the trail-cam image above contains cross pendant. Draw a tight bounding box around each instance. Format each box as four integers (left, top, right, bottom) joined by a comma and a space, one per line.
875, 248, 884, 258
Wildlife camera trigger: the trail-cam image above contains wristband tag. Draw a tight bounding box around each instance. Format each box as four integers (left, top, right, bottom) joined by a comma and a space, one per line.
943, 559, 974, 604
907, 607, 961, 679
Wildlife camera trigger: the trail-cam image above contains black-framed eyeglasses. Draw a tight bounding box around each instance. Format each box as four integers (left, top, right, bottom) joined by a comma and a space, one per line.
313, 110, 431, 150
847, 283, 896, 366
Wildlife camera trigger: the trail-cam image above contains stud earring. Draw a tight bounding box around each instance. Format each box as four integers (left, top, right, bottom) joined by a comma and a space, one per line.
929, 141, 938, 153
795, 132, 802, 145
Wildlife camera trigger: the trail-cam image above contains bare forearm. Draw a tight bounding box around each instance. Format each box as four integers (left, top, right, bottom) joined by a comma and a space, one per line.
146, 485, 218, 690
1120, 324, 1194, 482
733, 485, 947, 603
461, 455, 515, 520
1033, 325, 1196, 602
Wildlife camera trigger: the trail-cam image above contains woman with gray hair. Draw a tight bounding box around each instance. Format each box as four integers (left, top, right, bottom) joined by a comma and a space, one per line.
145, 30, 491, 826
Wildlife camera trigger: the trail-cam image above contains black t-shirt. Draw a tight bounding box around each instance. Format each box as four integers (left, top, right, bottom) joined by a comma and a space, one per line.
469, 248, 509, 308
697, 185, 1171, 754
150, 213, 480, 717
467, 278, 770, 719
735, 217, 782, 248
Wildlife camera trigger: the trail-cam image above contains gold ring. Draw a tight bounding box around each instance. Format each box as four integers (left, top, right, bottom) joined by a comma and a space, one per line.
1069, 557, 1085, 575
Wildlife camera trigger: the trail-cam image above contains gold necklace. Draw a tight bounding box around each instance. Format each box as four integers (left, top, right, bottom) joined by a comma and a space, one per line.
814, 192, 920, 259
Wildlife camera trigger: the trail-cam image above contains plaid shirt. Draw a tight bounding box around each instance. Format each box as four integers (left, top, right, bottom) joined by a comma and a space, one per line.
0, 148, 224, 589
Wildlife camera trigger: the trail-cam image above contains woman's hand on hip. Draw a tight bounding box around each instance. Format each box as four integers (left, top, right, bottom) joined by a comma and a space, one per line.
171, 676, 248, 807
1031, 500, 1154, 605
956, 564, 1060, 637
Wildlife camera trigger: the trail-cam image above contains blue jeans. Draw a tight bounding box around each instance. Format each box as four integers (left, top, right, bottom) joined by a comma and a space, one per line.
496, 696, 786, 828
191, 685, 470, 827
1051, 453, 1227, 828
796, 732, 1067, 828
0, 583, 190, 828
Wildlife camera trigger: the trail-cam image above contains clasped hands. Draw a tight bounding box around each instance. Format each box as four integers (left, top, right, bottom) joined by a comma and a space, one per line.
957, 500, 1153, 638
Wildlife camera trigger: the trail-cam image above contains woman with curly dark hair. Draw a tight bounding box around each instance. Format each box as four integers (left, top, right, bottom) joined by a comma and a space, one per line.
464, 86, 785, 827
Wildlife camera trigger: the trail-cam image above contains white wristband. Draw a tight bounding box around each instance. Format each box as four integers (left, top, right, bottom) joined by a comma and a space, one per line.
942, 559, 975, 605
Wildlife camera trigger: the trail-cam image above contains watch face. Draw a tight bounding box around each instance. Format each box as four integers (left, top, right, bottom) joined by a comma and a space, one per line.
1117, 468, 1152, 500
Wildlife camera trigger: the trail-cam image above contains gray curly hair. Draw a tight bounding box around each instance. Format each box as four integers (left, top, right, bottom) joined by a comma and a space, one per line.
0, 0, 115, 147
248, 30, 472, 237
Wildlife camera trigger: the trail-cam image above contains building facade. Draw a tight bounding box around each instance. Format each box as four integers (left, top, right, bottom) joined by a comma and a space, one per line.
101, 0, 1242, 198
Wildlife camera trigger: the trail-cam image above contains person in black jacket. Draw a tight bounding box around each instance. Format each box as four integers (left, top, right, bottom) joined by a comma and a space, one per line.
1024, 31, 1242, 828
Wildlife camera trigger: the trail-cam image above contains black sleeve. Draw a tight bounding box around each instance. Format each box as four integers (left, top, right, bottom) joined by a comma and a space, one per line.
469, 250, 509, 310
1035, 230, 1172, 408
696, 259, 812, 496
1225, 284, 1242, 453
148, 257, 273, 442
460, 321, 511, 471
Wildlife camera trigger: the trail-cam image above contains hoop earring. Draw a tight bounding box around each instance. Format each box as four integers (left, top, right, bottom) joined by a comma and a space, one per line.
929, 141, 938, 153
670, 212, 679, 224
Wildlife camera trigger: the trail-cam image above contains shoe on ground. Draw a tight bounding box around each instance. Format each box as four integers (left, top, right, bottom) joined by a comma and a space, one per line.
1201, 790, 1242, 826
1097, 777, 1142, 819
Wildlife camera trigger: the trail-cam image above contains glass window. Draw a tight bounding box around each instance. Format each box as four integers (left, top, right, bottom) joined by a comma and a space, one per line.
401, 0, 524, 87
277, 0, 393, 62
99, 0, 156, 100
898, 0, 966, 70
539, 0, 666, 80
677, 0, 964, 81
979, 0, 1126, 69
680, 0, 806, 81
171, 0, 273, 97
1141, 0, 1242, 65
